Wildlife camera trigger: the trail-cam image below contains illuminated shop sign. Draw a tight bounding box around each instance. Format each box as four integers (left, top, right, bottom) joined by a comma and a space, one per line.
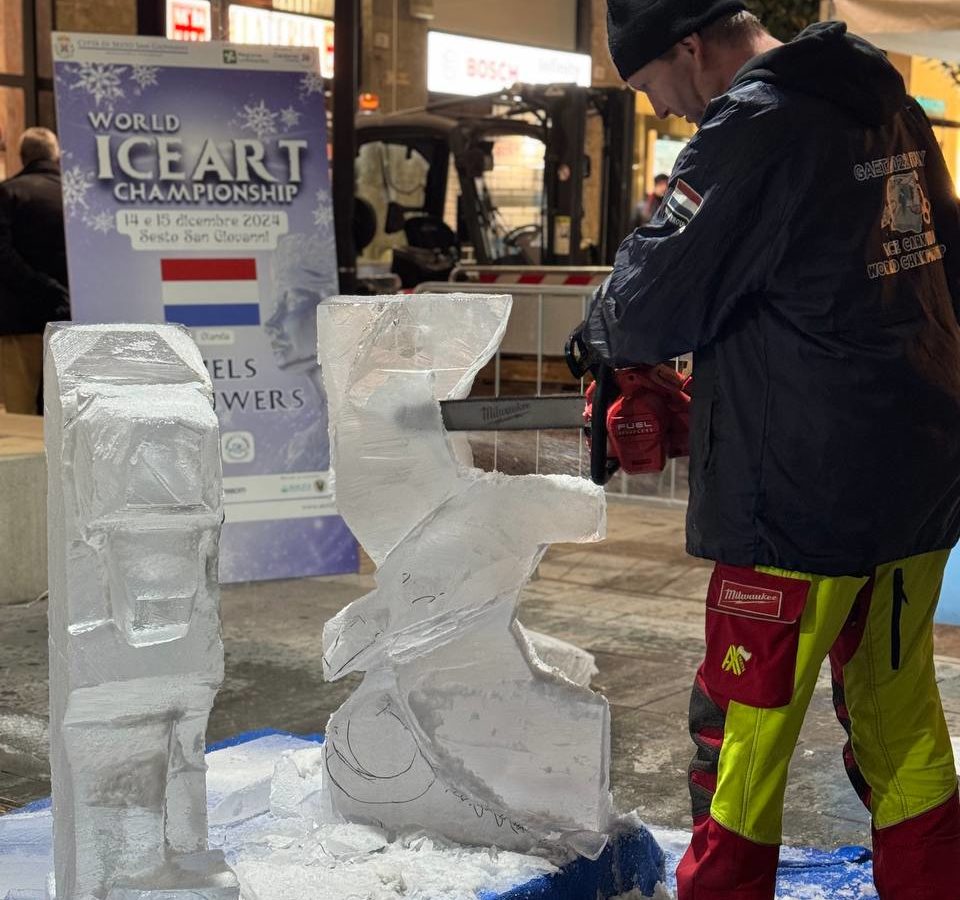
427, 31, 591, 96
229, 6, 335, 78
166, 0, 212, 41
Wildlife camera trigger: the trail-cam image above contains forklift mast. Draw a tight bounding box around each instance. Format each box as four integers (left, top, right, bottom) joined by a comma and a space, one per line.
542, 85, 589, 265
505, 84, 636, 266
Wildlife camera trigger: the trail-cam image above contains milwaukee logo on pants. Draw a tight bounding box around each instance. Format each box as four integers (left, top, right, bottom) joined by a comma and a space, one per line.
718, 581, 783, 619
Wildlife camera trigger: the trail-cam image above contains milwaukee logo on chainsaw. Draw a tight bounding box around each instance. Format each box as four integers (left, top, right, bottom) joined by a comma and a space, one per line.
717, 581, 783, 620
480, 400, 532, 426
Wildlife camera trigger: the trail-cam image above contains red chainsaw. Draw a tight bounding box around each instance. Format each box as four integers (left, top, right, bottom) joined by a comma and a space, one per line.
440, 328, 693, 486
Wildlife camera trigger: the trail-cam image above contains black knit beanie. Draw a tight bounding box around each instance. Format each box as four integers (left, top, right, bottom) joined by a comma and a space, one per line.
607, 0, 748, 80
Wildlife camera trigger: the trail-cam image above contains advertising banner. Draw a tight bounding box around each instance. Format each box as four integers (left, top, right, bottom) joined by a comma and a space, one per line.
52, 32, 358, 582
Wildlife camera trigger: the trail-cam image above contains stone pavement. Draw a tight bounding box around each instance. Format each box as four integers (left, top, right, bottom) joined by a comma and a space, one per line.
2, 500, 959, 851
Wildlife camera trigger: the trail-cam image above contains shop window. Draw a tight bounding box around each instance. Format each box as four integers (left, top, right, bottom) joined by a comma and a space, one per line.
1, 0, 25, 76
653, 136, 687, 181
0, 86, 25, 181
1, 0, 55, 180
37, 88, 54, 130
35, 0, 53, 79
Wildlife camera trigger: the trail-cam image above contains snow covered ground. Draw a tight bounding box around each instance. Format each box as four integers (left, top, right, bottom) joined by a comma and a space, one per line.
0, 733, 660, 900
3, 731, 957, 899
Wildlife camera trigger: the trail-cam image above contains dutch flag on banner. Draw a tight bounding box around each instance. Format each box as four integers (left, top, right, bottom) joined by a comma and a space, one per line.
161, 258, 261, 328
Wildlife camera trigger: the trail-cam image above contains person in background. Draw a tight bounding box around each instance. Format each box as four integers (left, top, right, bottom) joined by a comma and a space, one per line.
0, 127, 69, 415
585, 1, 960, 897
638, 172, 670, 226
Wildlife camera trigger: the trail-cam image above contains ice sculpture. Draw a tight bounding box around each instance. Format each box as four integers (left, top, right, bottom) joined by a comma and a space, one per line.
45, 324, 239, 900
317, 295, 611, 855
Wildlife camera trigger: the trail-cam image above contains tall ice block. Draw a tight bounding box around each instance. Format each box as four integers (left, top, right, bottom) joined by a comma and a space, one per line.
317, 295, 611, 856
44, 324, 239, 900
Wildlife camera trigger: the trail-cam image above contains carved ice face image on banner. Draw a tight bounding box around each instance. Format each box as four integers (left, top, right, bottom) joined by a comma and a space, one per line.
44, 325, 238, 900
317, 295, 611, 856
263, 232, 337, 473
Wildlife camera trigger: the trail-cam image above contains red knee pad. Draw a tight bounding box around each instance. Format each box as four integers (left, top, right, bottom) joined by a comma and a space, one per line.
676, 815, 780, 900
872, 791, 960, 900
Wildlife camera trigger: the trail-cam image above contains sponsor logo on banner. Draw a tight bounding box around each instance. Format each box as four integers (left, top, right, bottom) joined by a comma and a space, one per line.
718, 580, 783, 620
55, 35, 75, 58
161, 258, 261, 327
221, 431, 256, 464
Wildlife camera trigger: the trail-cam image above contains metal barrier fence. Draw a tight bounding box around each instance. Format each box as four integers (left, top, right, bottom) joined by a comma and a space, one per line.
449, 265, 613, 286
414, 277, 689, 507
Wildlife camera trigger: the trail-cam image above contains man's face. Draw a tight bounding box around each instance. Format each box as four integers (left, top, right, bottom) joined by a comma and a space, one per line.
627, 40, 710, 125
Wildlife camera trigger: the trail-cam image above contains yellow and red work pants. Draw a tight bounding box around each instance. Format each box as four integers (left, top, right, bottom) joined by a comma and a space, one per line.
677, 551, 960, 900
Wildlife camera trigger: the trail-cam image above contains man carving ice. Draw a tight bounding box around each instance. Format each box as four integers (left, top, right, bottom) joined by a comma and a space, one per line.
581, 3, 960, 897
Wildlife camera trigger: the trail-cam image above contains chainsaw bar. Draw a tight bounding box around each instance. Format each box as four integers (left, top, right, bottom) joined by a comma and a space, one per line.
440, 395, 586, 432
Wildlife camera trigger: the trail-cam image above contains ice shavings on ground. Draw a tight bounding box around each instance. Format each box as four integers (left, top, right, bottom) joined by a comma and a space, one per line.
208, 742, 565, 900
221, 798, 879, 900
228, 821, 562, 900
0, 736, 895, 899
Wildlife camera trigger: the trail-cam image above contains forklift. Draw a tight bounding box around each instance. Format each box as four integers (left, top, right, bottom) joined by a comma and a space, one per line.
352, 83, 636, 288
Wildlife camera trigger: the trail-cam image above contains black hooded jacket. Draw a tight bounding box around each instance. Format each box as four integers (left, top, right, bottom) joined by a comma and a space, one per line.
0, 159, 70, 335
584, 22, 960, 576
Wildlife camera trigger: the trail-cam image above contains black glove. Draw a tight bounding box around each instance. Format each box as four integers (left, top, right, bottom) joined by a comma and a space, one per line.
565, 321, 599, 380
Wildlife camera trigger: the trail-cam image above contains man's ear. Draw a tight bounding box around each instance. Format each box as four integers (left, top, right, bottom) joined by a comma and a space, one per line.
677, 33, 703, 60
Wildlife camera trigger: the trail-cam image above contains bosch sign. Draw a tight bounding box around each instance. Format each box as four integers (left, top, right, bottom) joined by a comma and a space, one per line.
428, 32, 590, 97
467, 58, 520, 85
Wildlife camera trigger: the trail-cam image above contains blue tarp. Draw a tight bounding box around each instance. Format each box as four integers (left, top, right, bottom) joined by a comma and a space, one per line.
477, 827, 664, 899
654, 837, 875, 900
938, 549, 960, 625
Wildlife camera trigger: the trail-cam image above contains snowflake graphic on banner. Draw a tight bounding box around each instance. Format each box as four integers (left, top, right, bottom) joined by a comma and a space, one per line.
62, 166, 94, 216
299, 72, 325, 99
129, 65, 160, 94
280, 106, 302, 130
238, 100, 278, 139
84, 211, 115, 234
313, 188, 334, 234
68, 63, 127, 108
